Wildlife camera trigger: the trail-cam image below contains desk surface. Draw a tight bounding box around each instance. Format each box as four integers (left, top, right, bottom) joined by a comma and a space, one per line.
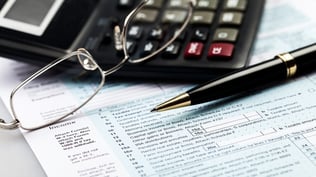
0, 130, 46, 177
0, 98, 45, 177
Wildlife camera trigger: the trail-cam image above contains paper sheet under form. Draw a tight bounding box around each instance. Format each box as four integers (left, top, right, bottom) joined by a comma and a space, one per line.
1, 0, 316, 176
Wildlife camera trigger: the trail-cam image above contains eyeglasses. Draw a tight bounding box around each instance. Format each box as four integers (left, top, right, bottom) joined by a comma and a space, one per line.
0, 0, 196, 131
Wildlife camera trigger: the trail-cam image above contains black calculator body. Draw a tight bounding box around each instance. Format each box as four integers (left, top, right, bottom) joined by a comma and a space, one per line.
0, 0, 265, 81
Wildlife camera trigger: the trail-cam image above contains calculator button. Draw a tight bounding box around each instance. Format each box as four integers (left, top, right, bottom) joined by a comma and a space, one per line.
192, 28, 209, 41
117, 0, 134, 9
208, 43, 235, 59
219, 12, 244, 25
117, 41, 137, 56
168, 0, 190, 8
162, 10, 187, 23
213, 28, 239, 42
140, 41, 159, 57
163, 42, 181, 58
126, 41, 137, 54
184, 42, 204, 58
191, 11, 215, 25
224, 0, 247, 11
127, 26, 143, 39
172, 28, 187, 41
148, 27, 165, 40
134, 9, 159, 23
145, 0, 164, 8
196, 0, 219, 10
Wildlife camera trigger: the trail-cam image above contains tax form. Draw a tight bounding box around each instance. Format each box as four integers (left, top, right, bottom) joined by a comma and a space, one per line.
1, 0, 316, 176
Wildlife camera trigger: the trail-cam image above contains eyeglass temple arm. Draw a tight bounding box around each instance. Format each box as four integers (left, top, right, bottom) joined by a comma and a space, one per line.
106, 0, 149, 76
115, 0, 197, 53
128, 0, 196, 63
0, 118, 19, 130
107, 0, 196, 76
0, 89, 20, 129
114, 0, 149, 53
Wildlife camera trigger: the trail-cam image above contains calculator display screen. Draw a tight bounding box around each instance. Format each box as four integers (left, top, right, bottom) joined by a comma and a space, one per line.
0, 0, 64, 36
0, 0, 99, 50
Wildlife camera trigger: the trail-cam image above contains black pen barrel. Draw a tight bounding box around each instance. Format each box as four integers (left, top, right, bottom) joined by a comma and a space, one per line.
152, 43, 316, 112
153, 43, 316, 112
189, 43, 316, 105
188, 58, 287, 104
291, 43, 316, 75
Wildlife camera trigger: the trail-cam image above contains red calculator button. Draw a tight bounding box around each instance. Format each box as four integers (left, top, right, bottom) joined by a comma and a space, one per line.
184, 42, 204, 58
208, 43, 234, 59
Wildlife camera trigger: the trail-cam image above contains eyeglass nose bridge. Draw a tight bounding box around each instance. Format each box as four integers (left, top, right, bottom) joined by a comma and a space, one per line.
0, 118, 19, 129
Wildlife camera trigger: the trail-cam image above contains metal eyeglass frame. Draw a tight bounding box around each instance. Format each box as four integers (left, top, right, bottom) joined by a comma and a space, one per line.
0, 0, 196, 131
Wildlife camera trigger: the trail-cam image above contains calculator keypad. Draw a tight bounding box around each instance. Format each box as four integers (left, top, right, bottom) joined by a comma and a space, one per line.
92, 0, 265, 80
124, 0, 248, 60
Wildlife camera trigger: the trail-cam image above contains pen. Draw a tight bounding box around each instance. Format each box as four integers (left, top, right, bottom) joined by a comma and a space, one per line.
152, 43, 316, 112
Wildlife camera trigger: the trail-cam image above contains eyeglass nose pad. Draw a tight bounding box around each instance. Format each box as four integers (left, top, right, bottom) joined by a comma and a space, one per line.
77, 48, 98, 71
114, 25, 123, 51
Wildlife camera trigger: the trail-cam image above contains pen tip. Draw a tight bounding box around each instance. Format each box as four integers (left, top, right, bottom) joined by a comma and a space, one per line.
151, 108, 157, 112
150, 93, 191, 112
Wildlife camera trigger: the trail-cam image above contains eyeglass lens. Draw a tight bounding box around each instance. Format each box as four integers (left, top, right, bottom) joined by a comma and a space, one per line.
9, 0, 194, 130
11, 53, 104, 130
117, 0, 193, 64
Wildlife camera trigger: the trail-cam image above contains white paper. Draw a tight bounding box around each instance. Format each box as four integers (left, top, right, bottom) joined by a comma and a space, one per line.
250, 0, 316, 64
2, 59, 316, 176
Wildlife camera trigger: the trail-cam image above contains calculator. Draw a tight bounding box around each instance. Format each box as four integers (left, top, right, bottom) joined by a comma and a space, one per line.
0, 0, 265, 81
